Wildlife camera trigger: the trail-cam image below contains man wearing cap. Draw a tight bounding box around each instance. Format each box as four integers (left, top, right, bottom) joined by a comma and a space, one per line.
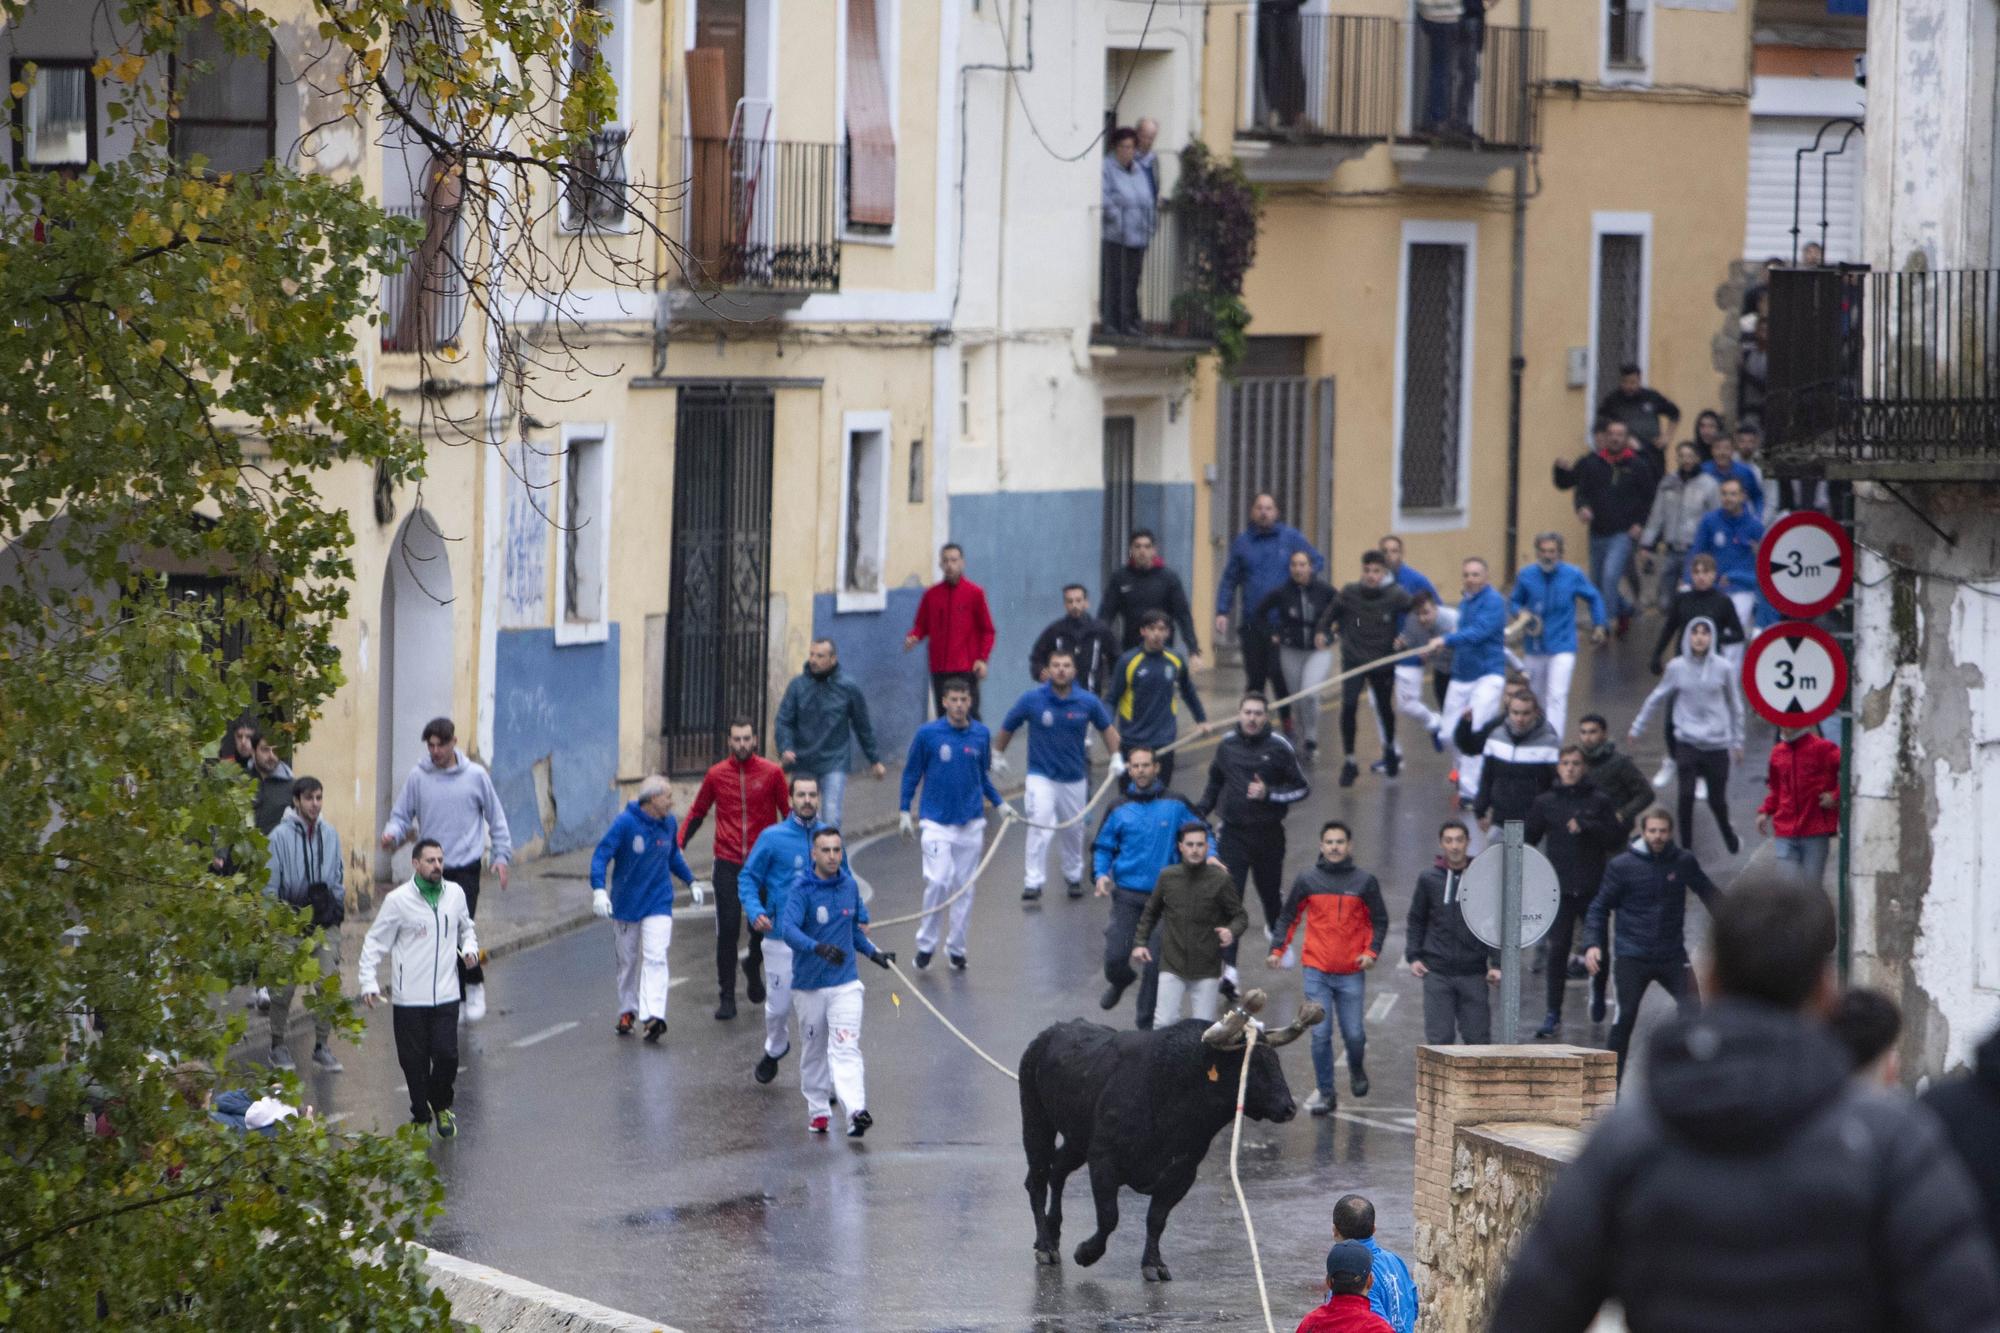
1296, 1242, 1395, 1333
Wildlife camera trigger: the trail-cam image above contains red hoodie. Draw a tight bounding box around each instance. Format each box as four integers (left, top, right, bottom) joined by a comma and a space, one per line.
681, 754, 788, 864
1295, 1294, 1393, 1333
1759, 731, 1840, 839
909, 577, 996, 673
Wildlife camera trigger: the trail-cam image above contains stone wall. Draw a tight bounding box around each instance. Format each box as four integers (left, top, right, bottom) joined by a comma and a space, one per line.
1419, 1122, 1583, 1333
420, 1246, 681, 1332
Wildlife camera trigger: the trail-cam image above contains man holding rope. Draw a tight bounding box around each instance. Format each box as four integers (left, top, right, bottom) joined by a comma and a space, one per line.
776, 826, 894, 1137
899, 677, 1007, 970
1420, 557, 1509, 810
995, 648, 1119, 902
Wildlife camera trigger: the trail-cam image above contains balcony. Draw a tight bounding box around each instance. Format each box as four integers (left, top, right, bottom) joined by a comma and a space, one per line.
1764, 267, 2000, 481
672, 136, 841, 317
1389, 22, 1542, 188
1092, 200, 1224, 355
564, 126, 630, 229
380, 200, 467, 354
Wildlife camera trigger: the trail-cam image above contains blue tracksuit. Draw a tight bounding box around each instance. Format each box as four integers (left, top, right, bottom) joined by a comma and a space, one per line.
1444, 584, 1508, 682
738, 813, 824, 924
1000, 681, 1113, 783
589, 801, 695, 921
1217, 523, 1325, 625
900, 717, 1003, 825
1692, 506, 1765, 595
1702, 459, 1765, 518
1509, 562, 1608, 655
778, 865, 882, 990
1091, 784, 1211, 891
1357, 1237, 1420, 1333
1394, 564, 1438, 667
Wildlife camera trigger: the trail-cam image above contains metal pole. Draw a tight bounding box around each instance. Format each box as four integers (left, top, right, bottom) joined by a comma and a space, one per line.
1499, 819, 1525, 1042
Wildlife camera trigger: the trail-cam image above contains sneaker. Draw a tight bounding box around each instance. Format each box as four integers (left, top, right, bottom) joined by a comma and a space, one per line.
1589, 991, 1608, 1024
847, 1110, 873, 1139
1218, 974, 1239, 1004
714, 997, 737, 1021
254, 986, 271, 1014
1369, 757, 1391, 775
745, 975, 767, 1005
1065, 880, 1084, 899
949, 953, 967, 971
1022, 885, 1043, 902
1722, 826, 1741, 856
754, 1046, 788, 1084
915, 950, 933, 971
462, 983, 487, 1023
1338, 760, 1359, 789
1383, 751, 1401, 778
311, 1044, 343, 1073
1651, 758, 1676, 789
1303, 740, 1318, 764
616, 1011, 636, 1036
643, 1018, 667, 1043
434, 1110, 457, 1139
1100, 979, 1131, 1011
1535, 1011, 1561, 1040
809, 1115, 831, 1134
1350, 1068, 1370, 1098
268, 1043, 296, 1071
1694, 777, 1710, 801
1304, 1088, 1335, 1117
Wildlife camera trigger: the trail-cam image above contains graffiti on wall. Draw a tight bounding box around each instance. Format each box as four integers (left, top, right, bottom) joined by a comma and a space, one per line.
500, 439, 551, 628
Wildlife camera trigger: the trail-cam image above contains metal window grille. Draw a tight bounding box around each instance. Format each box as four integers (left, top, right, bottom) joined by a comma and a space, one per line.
683, 137, 842, 291
566, 127, 630, 226
1399, 244, 1467, 512
1608, 0, 1646, 68
1214, 376, 1337, 565
1101, 416, 1137, 590
1594, 234, 1645, 407
12, 61, 96, 169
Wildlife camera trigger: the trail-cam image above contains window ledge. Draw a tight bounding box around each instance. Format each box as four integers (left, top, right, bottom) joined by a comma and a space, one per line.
841, 228, 897, 248
836, 589, 888, 614
554, 619, 611, 646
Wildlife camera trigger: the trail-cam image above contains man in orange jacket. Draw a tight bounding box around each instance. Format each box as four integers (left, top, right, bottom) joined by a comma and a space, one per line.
1271, 820, 1387, 1116
1756, 725, 1840, 889
904, 543, 997, 719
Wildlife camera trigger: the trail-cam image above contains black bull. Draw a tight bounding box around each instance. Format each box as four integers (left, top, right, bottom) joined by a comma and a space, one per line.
1017, 992, 1322, 1281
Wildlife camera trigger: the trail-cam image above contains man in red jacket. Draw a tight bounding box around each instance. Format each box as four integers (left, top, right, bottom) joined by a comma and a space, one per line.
1756, 725, 1839, 889
681, 718, 789, 1020
904, 543, 997, 719
1296, 1242, 1395, 1333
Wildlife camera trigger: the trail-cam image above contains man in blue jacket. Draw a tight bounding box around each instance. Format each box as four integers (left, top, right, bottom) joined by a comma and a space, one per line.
1091, 747, 1213, 1028
898, 677, 1006, 971
773, 637, 884, 830
778, 826, 894, 1137
996, 648, 1120, 902
1509, 533, 1609, 739
589, 775, 697, 1042
1216, 493, 1324, 724
1692, 477, 1765, 656
739, 774, 824, 1085
1582, 807, 1720, 1080
1420, 557, 1511, 808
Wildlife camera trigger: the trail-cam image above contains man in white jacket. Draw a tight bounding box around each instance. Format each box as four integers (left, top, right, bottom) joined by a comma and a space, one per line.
359, 839, 480, 1137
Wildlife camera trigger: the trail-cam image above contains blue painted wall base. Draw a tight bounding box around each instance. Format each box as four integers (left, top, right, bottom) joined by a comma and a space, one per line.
492, 626, 622, 856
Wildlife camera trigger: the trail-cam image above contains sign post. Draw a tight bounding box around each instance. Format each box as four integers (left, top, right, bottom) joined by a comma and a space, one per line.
1461, 830, 1559, 1042
1499, 821, 1524, 1043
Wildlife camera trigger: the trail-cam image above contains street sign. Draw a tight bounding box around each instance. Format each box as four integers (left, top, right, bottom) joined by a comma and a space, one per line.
1757, 511, 1854, 619
1742, 621, 1848, 728
1460, 841, 1560, 951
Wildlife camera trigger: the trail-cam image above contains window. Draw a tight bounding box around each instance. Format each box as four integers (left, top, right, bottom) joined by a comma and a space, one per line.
12, 61, 95, 171
556, 426, 612, 644
1395, 226, 1474, 522
171, 19, 277, 176
565, 0, 630, 228
907, 434, 925, 503
838, 412, 891, 612
1587, 214, 1652, 430
844, 0, 896, 231
1606, 0, 1647, 73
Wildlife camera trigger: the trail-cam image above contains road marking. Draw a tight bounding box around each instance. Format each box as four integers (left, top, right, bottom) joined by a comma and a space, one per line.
511, 1021, 579, 1048
322, 1111, 353, 1125
1367, 991, 1398, 1022
1333, 1109, 1417, 1135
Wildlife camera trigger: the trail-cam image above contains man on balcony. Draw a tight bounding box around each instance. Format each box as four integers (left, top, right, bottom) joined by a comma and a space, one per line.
1416, 0, 1462, 136
1100, 128, 1157, 338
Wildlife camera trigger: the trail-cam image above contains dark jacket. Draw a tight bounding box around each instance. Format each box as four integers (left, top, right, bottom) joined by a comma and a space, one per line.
1651, 584, 1746, 673
1553, 447, 1657, 537
1473, 715, 1560, 825
1196, 728, 1311, 830
1105, 645, 1205, 750
1923, 1025, 2000, 1252
1252, 578, 1338, 652
1594, 385, 1681, 446
1028, 613, 1120, 698
251, 760, 295, 837
1101, 560, 1200, 652
1314, 579, 1415, 666
1581, 740, 1653, 831
1583, 838, 1719, 963
1274, 856, 1388, 975
1133, 860, 1248, 981
1493, 999, 2000, 1333
1525, 781, 1626, 899
773, 662, 883, 774
1405, 858, 1497, 977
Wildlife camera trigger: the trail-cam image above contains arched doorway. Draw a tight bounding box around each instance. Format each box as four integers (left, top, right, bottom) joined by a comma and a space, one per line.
376, 508, 455, 881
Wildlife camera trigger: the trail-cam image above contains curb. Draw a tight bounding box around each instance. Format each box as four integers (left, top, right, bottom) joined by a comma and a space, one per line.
420, 1245, 682, 1332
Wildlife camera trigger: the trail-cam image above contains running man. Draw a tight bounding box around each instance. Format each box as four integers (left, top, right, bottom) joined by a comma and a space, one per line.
740, 774, 825, 1086
777, 826, 894, 1138
1104, 609, 1208, 790
1508, 533, 1609, 738
899, 676, 1006, 970
996, 648, 1119, 901
1420, 558, 1508, 808
682, 719, 788, 1021
589, 775, 696, 1043
358, 838, 479, 1137
1271, 821, 1387, 1115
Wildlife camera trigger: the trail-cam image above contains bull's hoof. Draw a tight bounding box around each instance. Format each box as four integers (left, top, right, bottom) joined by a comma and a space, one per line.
1033, 1246, 1061, 1267
1074, 1238, 1106, 1268
1142, 1263, 1172, 1283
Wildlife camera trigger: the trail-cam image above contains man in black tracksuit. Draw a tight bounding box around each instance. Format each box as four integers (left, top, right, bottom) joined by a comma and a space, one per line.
1526, 747, 1627, 1038
1649, 553, 1746, 675
1312, 550, 1413, 787
1099, 530, 1202, 656
1472, 693, 1560, 838
1577, 714, 1654, 834
1028, 583, 1120, 699
1406, 819, 1499, 1044
1583, 808, 1720, 1079
1195, 693, 1311, 978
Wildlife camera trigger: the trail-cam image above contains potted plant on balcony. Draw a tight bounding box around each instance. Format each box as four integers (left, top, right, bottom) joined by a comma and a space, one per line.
1171, 142, 1262, 372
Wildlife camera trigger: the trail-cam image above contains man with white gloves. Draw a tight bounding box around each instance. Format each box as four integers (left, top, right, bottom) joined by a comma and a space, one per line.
588, 775, 696, 1042
994, 648, 1120, 902
898, 676, 1007, 970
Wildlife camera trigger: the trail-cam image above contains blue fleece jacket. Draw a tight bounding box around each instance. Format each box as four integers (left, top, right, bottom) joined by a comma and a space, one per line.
738, 813, 823, 924
900, 717, 1003, 825
1217, 523, 1325, 625
1358, 1237, 1420, 1333
1702, 458, 1766, 518
778, 864, 881, 990
1000, 681, 1114, 783
1444, 584, 1508, 682
1092, 783, 1211, 891
589, 802, 695, 921
1509, 561, 1608, 655
1693, 506, 1765, 595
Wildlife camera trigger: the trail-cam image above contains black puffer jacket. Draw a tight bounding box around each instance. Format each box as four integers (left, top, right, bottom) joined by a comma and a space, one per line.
1100, 560, 1200, 652
1493, 999, 2000, 1333
1923, 1025, 2000, 1253
1583, 838, 1718, 963
1405, 858, 1498, 977
1252, 578, 1338, 652
1525, 781, 1626, 899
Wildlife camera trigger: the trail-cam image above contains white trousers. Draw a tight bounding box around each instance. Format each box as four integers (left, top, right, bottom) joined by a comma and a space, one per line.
1394, 663, 1442, 745
1023, 775, 1088, 890
795, 979, 866, 1121
1442, 674, 1505, 801
916, 818, 985, 956
612, 915, 673, 1023
1154, 971, 1223, 1023
1525, 652, 1577, 739
760, 937, 795, 1058
1279, 646, 1335, 752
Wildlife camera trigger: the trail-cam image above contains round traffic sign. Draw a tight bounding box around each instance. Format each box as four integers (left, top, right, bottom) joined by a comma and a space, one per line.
1742, 621, 1848, 728
1757, 511, 1854, 619
1458, 841, 1561, 951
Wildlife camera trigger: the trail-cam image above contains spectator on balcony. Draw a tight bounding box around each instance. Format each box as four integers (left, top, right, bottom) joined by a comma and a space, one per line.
1800, 240, 1826, 268
1256, 1, 1308, 130
1134, 117, 1162, 201
1415, 0, 1462, 136
1596, 363, 1681, 457
1100, 128, 1157, 338
1453, 0, 1499, 138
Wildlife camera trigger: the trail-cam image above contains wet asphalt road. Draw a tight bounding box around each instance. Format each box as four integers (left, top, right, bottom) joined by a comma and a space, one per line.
298, 636, 1766, 1331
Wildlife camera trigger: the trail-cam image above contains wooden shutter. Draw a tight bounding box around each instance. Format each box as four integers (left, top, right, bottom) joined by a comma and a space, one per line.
845, 0, 895, 227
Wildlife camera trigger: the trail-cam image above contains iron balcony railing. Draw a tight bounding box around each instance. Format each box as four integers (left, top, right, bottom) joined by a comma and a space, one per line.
1764, 266, 2000, 477
380, 200, 467, 354
1233, 16, 1541, 152
565, 126, 630, 227
1093, 200, 1222, 349
680, 136, 841, 293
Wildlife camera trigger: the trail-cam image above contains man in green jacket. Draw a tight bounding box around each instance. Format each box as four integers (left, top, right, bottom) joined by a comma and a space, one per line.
1132, 822, 1246, 1022
774, 637, 884, 828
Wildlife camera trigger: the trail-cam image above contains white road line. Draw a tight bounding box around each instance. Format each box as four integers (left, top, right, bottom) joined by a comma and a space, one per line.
322, 1111, 353, 1125
510, 1021, 579, 1049
1333, 1110, 1417, 1135
1366, 991, 1398, 1023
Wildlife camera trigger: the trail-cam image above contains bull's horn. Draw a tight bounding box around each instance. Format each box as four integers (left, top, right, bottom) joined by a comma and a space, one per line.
1240, 988, 1269, 1016
1202, 1006, 1250, 1048
1262, 1002, 1325, 1049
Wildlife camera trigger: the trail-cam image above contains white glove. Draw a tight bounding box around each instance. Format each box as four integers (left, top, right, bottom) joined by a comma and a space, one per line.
990, 751, 1012, 780
690, 880, 709, 906
1109, 751, 1127, 778
899, 811, 915, 841
591, 889, 612, 919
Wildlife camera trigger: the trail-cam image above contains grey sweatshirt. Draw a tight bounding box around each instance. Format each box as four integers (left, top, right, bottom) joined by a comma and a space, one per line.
265, 804, 343, 906
1630, 617, 1744, 752
382, 752, 513, 868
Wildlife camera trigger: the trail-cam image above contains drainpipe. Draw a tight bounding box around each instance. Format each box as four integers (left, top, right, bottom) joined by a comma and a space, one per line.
1503, 0, 1531, 581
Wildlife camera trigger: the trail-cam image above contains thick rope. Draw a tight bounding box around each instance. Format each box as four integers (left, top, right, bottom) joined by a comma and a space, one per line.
1229, 1021, 1277, 1333
881, 956, 1019, 1082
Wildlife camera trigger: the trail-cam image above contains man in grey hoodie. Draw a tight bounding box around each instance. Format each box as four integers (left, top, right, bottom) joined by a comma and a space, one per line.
1629, 618, 1744, 855
380, 716, 512, 1021
265, 776, 344, 1073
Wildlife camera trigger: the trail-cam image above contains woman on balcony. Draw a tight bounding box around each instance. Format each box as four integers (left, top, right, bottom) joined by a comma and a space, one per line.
1100, 128, 1157, 338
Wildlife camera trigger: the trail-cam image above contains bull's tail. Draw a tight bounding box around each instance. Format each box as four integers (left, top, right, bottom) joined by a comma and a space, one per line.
1018, 1028, 1057, 1163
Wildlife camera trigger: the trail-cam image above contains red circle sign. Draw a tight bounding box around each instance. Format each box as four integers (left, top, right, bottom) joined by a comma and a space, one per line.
1757, 511, 1855, 619
1742, 622, 1848, 728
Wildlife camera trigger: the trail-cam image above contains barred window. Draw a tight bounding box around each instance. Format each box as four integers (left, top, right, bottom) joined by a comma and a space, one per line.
1594, 233, 1645, 406
1399, 241, 1468, 513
